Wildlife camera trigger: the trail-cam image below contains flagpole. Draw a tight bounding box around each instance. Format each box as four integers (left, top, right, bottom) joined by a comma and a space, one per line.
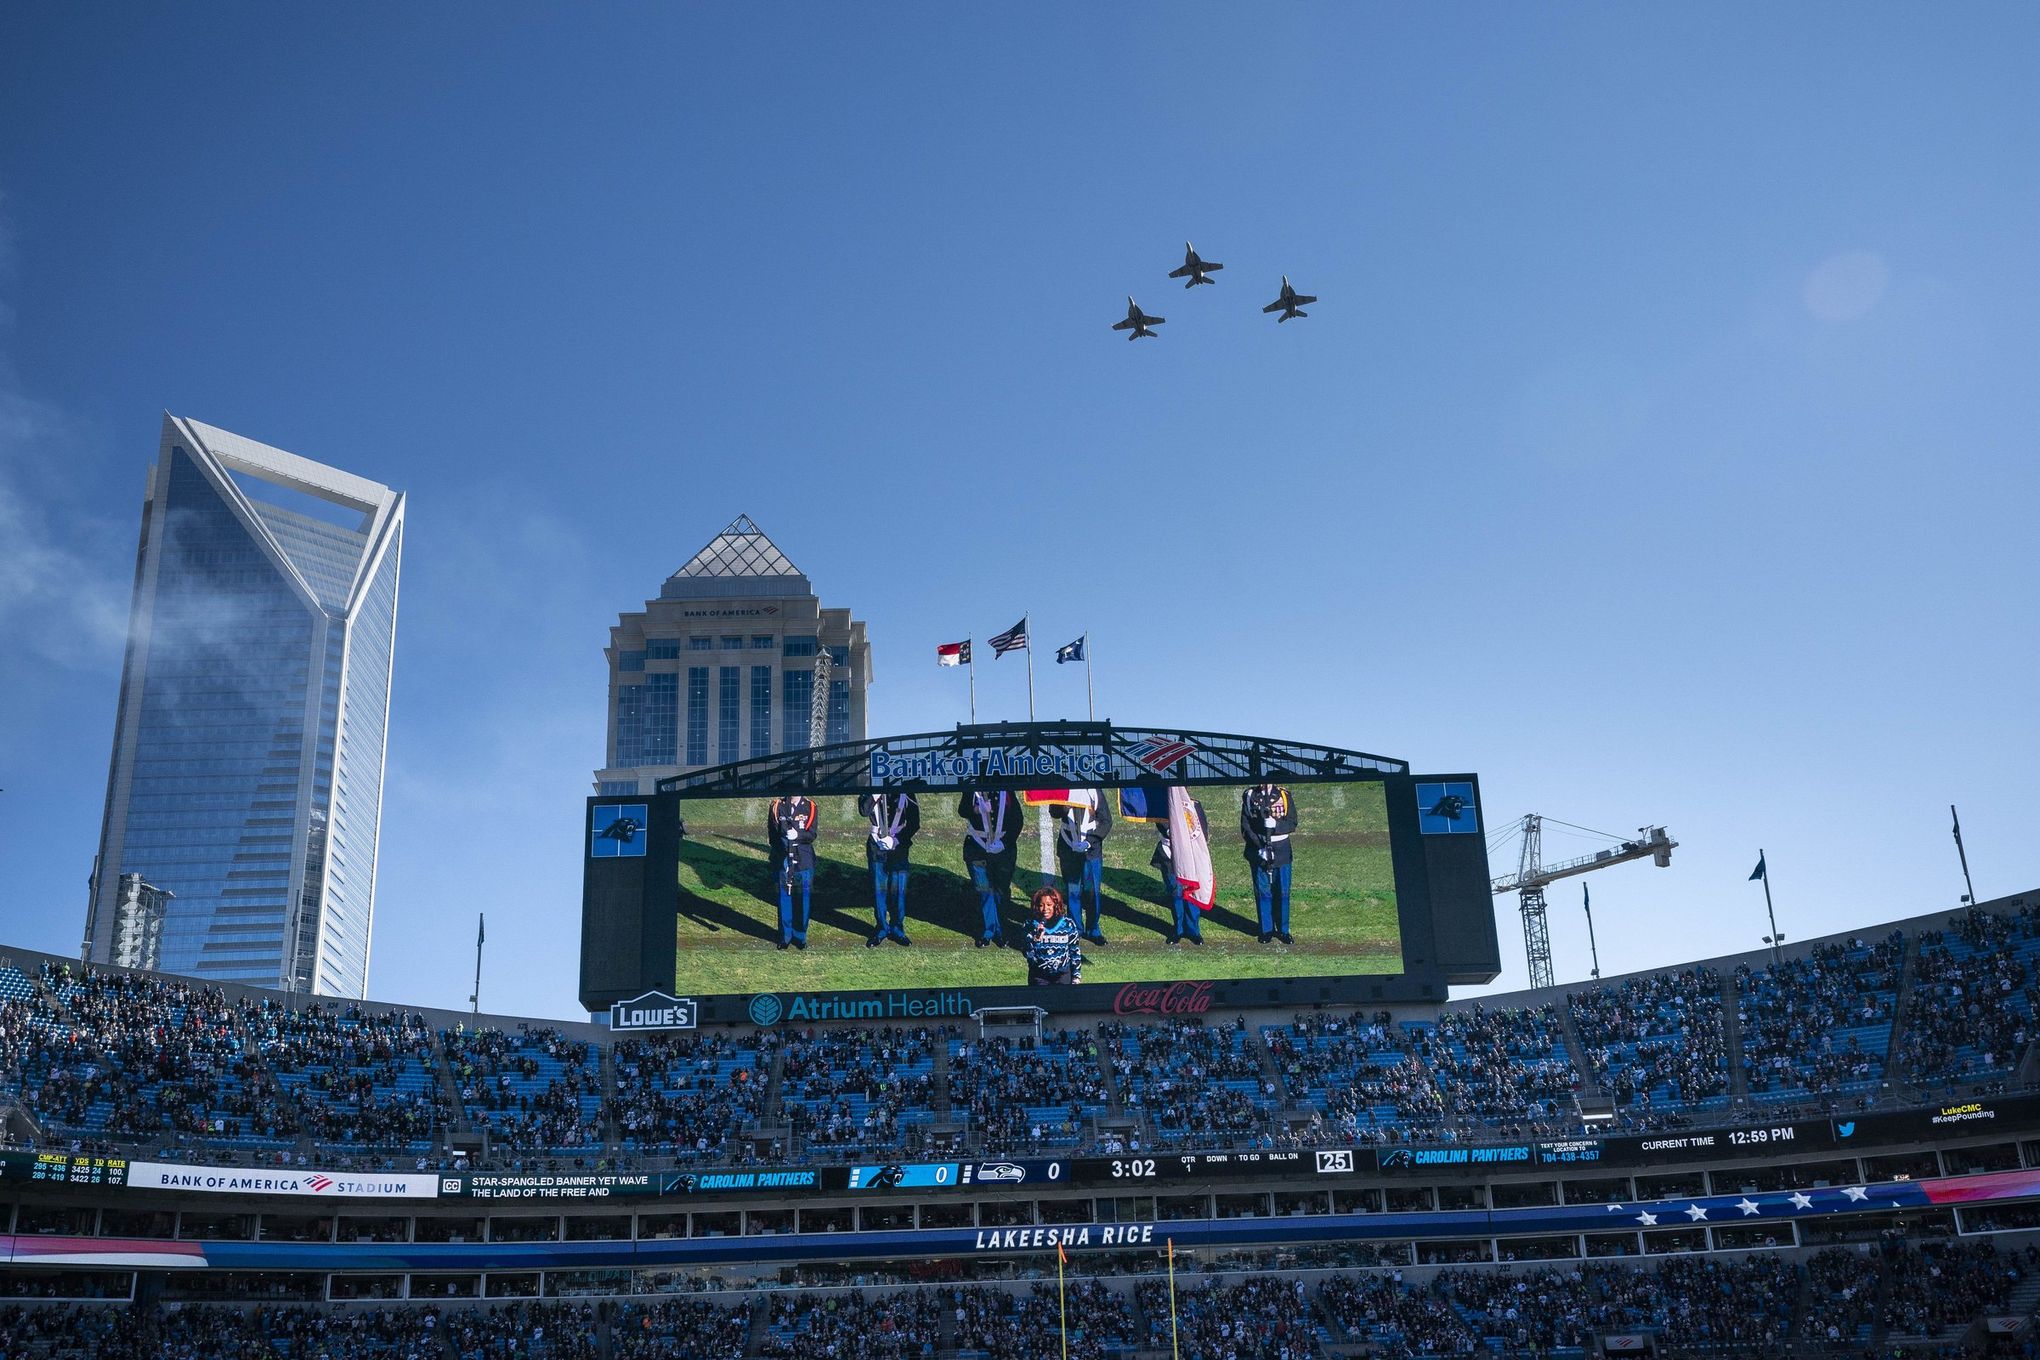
1953, 805, 1978, 911
470, 912, 484, 1014
1025, 615, 1035, 721
967, 639, 977, 724
1758, 849, 1782, 963
1166, 1237, 1180, 1360
1084, 634, 1094, 721
1582, 884, 1600, 980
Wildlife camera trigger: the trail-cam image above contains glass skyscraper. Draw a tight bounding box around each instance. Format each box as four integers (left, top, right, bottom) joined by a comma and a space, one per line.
85, 415, 404, 997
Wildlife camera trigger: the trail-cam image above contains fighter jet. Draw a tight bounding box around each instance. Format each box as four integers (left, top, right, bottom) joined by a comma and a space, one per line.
1262, 276, 1317, 322
1111, 297, 1166, 340
1167, 242, 1223, 288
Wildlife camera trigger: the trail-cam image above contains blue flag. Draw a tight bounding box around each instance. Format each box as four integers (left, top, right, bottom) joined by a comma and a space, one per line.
1055, 636, 1085, 664
1749, 853, 1767, 882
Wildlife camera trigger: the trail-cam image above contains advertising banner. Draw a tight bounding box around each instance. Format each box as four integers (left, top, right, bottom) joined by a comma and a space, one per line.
124, 1163, 440, 1200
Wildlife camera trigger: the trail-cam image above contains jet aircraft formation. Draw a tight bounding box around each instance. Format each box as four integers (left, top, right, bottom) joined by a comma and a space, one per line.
1112, 242, 1316, 340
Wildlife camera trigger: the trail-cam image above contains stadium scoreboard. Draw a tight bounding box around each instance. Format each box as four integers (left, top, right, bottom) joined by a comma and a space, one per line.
0, 1150, 129, 1186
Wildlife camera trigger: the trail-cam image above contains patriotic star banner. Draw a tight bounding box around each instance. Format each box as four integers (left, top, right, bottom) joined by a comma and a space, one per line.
988, 617, 1029, 656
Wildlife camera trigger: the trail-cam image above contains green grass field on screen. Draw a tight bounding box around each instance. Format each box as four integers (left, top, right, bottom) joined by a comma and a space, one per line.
671, 782, 1402, 994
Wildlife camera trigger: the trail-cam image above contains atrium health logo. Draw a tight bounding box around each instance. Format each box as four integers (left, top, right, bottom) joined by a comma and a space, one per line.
748, 994, 784, 1026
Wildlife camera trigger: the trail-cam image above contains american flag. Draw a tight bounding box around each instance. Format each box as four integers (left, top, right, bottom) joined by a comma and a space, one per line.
988, 616, 1029, 657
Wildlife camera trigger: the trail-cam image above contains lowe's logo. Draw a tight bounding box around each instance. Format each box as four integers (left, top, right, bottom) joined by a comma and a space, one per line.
611, 991, 698, 1032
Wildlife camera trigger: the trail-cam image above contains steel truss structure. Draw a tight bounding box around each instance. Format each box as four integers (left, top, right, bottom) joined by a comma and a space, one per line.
657, 721, 1406, 800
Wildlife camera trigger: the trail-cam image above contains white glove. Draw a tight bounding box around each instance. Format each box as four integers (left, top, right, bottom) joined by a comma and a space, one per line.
1073, 837, 1089, 852
987, 839, 1004, 855
1264, 817, 1277, 828
877, 836, 895, 851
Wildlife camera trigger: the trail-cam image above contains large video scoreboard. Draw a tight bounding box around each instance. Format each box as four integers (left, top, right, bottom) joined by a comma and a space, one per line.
580, 721, 1501, 1018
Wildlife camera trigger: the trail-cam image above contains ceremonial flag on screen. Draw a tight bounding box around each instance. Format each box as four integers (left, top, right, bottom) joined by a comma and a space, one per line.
937, 640, 971, 667
1022, 789, 1084, 808
1168, 785, 1216, 912
1117, 784, 1171, 824
1055, 636, 1085, 664
988, 617, 1029, 656
1749, 853, 1767, 882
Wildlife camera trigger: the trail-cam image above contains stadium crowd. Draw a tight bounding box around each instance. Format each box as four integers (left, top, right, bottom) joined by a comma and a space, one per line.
7, 902, 2040, 1172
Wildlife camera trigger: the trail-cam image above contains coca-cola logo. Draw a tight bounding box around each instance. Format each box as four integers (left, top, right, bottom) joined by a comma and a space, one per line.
1112, 980, 1214, 1016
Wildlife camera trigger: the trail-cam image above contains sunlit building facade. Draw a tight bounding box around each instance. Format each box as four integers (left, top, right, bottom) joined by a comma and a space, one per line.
85, 415, 404, 996
593, 515, 870, 795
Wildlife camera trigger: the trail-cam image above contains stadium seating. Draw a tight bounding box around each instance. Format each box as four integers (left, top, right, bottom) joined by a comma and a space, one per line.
774, 1025, 943, 1152
6, 902, 2040, 1174
948, 1029, 1107, 1148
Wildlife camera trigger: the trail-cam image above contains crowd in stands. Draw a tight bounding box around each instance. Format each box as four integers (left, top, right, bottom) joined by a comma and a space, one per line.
9, 901, 2040, 1172
445, 1026, 603, 1151
756, 1290, 942, 1359
611, 1297, 754, 1360
949, 1031, 1108, 1148
1138, 1276, 1319, 1360
1412, 1003, 1579, 1127
607, 1033, 763, 1160
1102, 1018, 1281, 1146
1737, 933, 1903, 1099
1881, 1240, 2030, 1336
2, 1241, 2039, 1359
1903, 908, 2040, 1086
774, 1026, 944, 1151
245, 998, 450, 1150
951, 1279, 1134, 1360
1569, 965, 1730, 1113
440, 1301, 598, 1360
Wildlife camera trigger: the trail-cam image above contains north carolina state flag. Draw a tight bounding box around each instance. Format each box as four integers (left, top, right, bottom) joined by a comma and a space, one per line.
1167, 785, 1216, 912
937, 640, 971, 667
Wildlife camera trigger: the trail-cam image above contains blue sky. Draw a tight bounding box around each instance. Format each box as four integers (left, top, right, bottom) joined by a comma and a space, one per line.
1, 6, 2035, 1018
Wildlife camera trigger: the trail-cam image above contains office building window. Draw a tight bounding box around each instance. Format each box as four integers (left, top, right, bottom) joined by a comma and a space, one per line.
827, 644, 849, 664
597, 780, 639, 797
687, 637, 714, 652
783, 636, 818, 658
646, 639, 681, 660
781, 669, 813, 751
642, 673, 677, 766
720, 635, 744, 650
613, 684, 645, 766
750, 666, 772, 758
685, 667, 709, 765
751, 635, 775, 650
618, 651, 644, 673
718, 666, 740, 763
827, 676, 851, 746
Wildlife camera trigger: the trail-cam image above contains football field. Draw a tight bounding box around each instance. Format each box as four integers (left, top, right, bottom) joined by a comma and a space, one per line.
672, 783, 1402, 994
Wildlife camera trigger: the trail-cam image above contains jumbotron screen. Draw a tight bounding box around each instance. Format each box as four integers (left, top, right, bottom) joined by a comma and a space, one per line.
670, 781, 1400, 995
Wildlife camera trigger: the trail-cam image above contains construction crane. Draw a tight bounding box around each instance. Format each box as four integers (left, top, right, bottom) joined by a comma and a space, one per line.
1490, 816, 1676, 989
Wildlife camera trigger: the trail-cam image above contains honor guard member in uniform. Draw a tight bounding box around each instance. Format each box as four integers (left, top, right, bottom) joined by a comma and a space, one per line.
857, 791, 919, 948
1023, 886, 1083, 986
1241, 782, 1298, 943
1153, 803, 1208, 945
958, 789, 1023, 946
768, 795, 819, 950
1056, 790, 1112, 945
